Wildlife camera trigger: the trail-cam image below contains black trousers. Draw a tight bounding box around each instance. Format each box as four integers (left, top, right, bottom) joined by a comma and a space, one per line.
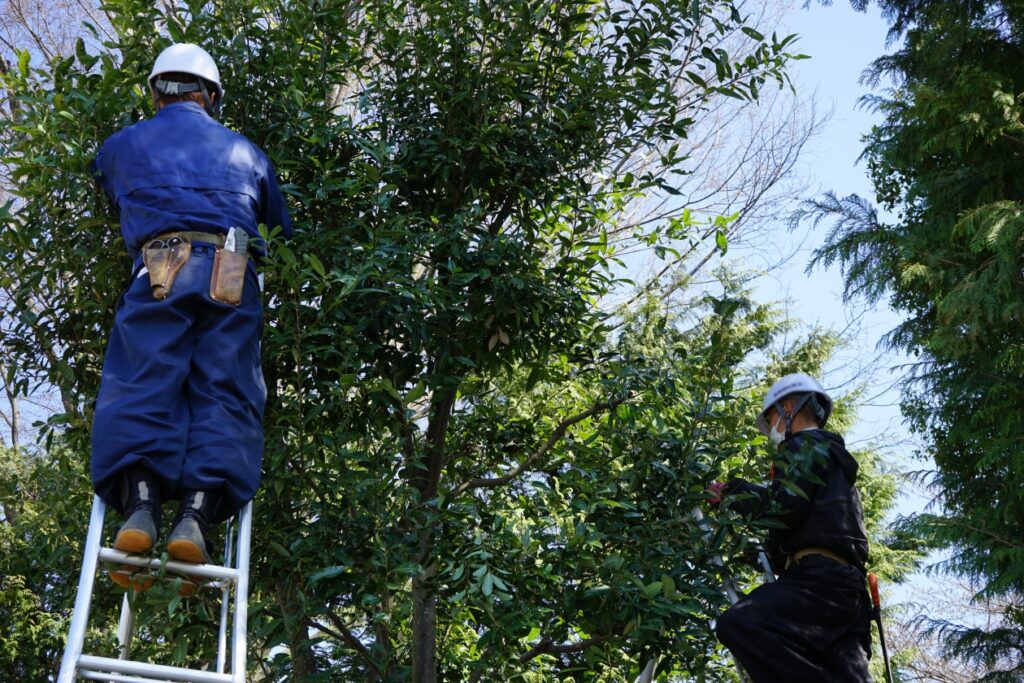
715, 555, 872, 682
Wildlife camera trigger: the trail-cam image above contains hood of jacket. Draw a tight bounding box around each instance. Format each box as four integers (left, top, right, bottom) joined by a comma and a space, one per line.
786, 429, 859, 484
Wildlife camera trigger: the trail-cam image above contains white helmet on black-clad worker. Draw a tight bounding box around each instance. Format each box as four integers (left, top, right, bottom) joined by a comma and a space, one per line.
755, 373, 833, 437
148, 43, 223, 115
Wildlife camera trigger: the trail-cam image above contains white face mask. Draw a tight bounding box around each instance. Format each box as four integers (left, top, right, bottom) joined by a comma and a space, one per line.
769, 417, 787, 446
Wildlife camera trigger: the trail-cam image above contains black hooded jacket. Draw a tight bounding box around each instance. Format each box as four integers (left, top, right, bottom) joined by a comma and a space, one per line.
724, 429, 869, 570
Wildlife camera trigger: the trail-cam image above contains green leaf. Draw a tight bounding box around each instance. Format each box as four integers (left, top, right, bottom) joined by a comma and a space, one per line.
661, 574, 677, 598
715, 229, 728, 254
168, 592, 182, 617
309, 565, 347, 583
308, 253, 326, 277
404, 379, 427, 403
377, 378, 402, 400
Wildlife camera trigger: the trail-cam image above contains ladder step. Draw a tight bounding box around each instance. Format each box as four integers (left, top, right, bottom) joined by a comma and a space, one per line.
99, 548, 240, 581
77, 654, 233, 682
80, 672, 216, 683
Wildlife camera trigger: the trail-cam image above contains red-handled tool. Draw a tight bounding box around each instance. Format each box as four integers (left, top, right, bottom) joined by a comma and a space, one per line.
868, 573, 894, 683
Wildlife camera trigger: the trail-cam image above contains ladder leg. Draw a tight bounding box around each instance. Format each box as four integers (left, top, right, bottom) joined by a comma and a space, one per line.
216, 516, 236, 674
636, 658, 657, 683
231, 501, 253, 683
58, 495, 108, 683
116, 592, 135, 660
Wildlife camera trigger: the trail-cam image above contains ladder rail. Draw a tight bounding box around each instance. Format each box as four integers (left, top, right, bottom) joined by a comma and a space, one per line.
82, 673, 213, 683
117, 592, 135, 662
98, 549, 240, 581
59, 496, 108, 683
216, 516, 236, 675
231, 501, 253, 682
635, 657, 658, 683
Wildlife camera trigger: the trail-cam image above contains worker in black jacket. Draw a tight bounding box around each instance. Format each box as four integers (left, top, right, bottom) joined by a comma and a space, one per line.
708, 373, 873, 682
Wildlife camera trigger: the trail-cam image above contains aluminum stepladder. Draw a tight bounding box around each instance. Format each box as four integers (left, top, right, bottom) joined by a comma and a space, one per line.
57, 494, 253, 683
635, 508, 775, 683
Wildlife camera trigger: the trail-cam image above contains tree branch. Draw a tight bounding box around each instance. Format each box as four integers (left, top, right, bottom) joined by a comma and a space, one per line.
415, 386, 458, 500
0, 361, 20, 448
518, 634, 614, 664
305, 613, 385, 679
453, 400, 615, 497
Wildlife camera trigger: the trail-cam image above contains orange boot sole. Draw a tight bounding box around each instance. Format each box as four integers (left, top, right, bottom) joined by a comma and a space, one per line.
108, 527, 156, 591
167, 538, 209, 596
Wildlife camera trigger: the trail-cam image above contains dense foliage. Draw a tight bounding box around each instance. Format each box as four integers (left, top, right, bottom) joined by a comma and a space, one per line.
0, 0, 909, 680
802, 0, 1024, 678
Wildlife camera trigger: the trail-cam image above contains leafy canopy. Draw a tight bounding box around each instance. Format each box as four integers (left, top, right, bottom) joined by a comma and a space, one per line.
0, 0, 895, 680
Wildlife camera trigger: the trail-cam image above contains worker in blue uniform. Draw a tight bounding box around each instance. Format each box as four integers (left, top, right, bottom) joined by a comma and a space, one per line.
90, 43, 292, 590
708, 373, 873, 682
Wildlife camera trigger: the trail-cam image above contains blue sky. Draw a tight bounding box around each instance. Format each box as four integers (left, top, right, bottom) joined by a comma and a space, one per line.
771, 0, 910, 448
773, 2, 946, 608
784, 1, 892, 202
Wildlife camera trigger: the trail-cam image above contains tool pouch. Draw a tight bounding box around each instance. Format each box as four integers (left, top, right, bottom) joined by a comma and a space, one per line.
210, 248, 248, 306
143, 236, 192, 300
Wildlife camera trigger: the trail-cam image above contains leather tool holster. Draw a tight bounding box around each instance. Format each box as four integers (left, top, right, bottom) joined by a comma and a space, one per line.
143, 235, 192, 300
210, 248, 249, 306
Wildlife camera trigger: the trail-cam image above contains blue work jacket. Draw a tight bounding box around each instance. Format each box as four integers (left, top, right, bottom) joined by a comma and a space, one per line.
92, 101, 292, 258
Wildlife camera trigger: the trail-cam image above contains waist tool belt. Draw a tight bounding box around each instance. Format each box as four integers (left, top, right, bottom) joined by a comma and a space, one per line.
142, 231, 247, 306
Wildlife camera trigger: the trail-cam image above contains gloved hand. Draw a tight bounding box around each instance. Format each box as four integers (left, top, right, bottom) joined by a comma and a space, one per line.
706, 481, 726, 507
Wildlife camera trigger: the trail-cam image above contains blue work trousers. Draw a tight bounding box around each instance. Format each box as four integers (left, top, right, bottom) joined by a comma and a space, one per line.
91, 242, 266, 523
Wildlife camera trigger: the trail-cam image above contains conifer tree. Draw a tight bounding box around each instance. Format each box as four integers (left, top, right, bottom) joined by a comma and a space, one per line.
803, 1, 1024, 677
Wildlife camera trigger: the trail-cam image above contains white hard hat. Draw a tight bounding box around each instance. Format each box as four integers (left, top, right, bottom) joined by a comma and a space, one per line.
755, 373, 833, 435
148, 43, 223, 104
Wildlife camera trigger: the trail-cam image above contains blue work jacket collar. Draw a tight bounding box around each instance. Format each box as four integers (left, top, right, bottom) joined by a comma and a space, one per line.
156, 100, 210, 119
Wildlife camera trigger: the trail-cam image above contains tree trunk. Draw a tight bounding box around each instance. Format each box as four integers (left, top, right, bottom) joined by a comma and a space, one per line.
276, 572, 318, 681
407, 385, 455, 683
367, 596, 393, 682
410, 572, 437, 683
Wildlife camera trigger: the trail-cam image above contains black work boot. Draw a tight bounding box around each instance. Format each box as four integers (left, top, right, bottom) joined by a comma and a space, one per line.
109, 466, 161, 590
166, 490, 218, 595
